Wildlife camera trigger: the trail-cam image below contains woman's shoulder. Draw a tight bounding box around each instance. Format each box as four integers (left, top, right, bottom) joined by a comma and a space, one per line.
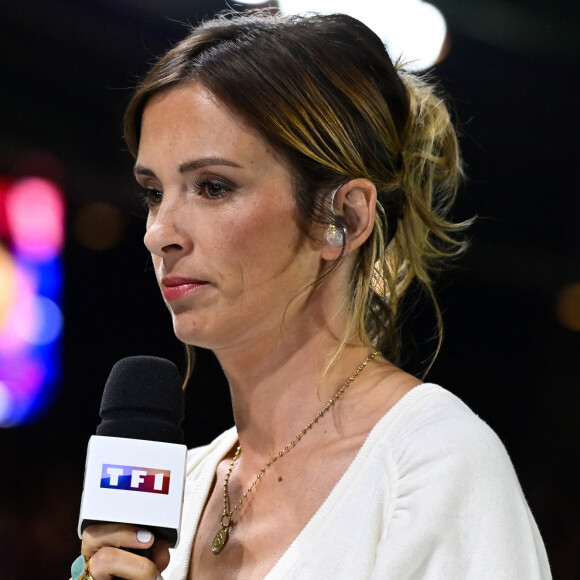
360, 384, 551, 579
371, 383, 515, 477
366, 383, 532, 537
381, 382, 501, 438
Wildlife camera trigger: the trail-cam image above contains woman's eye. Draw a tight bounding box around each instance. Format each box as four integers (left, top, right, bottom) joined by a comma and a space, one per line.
194, 178, 230, 199
140, 187, 163, 208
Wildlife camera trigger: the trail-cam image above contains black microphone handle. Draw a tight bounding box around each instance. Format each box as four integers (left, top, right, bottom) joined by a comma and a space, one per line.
96, 356, 184, 580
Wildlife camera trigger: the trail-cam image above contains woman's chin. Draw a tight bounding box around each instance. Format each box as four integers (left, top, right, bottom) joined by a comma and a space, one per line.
173, 328, 204, 347
172, 321, 221, 350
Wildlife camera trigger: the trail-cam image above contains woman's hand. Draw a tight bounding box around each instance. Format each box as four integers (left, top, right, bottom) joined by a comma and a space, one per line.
77, 523, 170, 579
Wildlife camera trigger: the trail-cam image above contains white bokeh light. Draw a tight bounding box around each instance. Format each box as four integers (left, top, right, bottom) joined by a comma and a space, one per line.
276, 0, 447, 70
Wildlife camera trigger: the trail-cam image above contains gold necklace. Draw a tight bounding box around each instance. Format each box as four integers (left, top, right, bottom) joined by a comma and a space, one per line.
211, 350, 379, 554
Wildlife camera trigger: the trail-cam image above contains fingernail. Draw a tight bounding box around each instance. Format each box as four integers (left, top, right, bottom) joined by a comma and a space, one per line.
137, 529, 153, 543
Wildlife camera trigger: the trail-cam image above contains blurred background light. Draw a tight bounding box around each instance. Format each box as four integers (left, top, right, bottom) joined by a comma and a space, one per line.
0, 245, 17, 327
0, 355, 48, 425
0, 380, 10, 424
0, 174, 64, 427
14, 296, 63, 346
555, 283, 580, 332
73, 202, 125, 251
275, 0, 448, 70
0, 265, 36, 353
0, 179, 11, 236
5, 178, 65, 261
34, 257, 64, 297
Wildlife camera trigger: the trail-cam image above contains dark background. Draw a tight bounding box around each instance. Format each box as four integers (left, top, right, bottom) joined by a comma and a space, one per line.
0, 0, 578, 578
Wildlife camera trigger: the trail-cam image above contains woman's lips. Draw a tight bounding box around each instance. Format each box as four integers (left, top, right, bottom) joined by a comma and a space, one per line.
161, 277, 209, 301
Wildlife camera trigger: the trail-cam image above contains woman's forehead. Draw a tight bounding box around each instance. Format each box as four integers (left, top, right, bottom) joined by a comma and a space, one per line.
138, 83, 293, 175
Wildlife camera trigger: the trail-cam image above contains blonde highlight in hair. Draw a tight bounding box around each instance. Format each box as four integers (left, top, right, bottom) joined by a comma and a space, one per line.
358, 71, 471, 372
125, 11, 470, 378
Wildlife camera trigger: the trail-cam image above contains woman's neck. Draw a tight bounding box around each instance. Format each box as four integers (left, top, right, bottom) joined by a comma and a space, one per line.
213, 324, 374, 459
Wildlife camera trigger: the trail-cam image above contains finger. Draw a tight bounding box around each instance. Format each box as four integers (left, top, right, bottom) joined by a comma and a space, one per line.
89, 546, 161, 580
152, 536, 170, 572
82, 524, 155, 556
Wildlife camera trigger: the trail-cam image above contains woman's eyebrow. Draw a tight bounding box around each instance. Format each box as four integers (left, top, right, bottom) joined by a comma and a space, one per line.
133, 165, 156, 178
178, 156, 242, 172
133, 156, 242, 179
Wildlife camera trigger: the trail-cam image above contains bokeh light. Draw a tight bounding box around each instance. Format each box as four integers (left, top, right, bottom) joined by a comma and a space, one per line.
13, 296, 64, 346
0, 245, 17, 327
73, 202, 125, 251
0, 173, 64, 427
0, 265, 36, 353
276, 0, 448, 70
5, 178, 65, 261
0, 380, 10, 423
556, 283, 580, 332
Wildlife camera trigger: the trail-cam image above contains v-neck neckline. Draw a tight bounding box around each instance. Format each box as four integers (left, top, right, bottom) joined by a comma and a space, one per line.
170, 383, 438, 579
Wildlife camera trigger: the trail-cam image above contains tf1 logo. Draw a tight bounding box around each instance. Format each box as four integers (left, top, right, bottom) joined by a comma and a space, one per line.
100, 464, 170, 495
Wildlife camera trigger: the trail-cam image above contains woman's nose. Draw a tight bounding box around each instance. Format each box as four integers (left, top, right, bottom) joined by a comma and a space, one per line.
143, 202, 192, 258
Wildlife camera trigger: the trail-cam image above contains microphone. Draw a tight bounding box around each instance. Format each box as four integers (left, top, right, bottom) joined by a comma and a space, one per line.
77, 356, 188, 566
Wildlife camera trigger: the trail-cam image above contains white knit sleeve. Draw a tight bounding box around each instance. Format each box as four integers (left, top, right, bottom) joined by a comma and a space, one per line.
372, 391, 551, 579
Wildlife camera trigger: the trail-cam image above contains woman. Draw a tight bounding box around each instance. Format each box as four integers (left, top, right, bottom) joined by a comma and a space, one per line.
73, 11, 551, 580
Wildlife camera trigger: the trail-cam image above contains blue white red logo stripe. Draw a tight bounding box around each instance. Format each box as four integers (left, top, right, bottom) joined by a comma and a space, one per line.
100, 464, 170, 494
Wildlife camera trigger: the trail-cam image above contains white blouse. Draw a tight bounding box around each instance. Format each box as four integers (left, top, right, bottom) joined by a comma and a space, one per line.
164, 383, 551, 579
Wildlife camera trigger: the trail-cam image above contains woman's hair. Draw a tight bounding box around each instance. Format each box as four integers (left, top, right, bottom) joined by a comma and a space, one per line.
125, 10, 470, 374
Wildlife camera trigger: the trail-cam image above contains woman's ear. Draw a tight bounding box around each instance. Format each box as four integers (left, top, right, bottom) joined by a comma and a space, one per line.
321, 178, 377, 260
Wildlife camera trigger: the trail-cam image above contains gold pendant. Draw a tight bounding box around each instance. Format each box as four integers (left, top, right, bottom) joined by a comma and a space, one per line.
212, 527, 229, 554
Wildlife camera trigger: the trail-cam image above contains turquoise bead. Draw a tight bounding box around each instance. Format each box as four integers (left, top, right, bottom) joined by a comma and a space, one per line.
71, 555, 87, 580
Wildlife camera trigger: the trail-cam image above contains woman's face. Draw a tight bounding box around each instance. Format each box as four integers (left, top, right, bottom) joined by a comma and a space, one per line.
136, 83, 324, 352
